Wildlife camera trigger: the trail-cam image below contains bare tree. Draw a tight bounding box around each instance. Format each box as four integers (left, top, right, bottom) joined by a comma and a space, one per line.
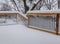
22, 0, 43, 13
0, 3, 11, 11
31, 0, 41, 10
23, 0, 29, 13
10, 0, 19, 11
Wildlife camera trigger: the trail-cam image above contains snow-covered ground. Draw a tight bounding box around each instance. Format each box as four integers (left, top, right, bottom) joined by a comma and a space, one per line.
0, 24, 60, 44
0, 0, 60, 44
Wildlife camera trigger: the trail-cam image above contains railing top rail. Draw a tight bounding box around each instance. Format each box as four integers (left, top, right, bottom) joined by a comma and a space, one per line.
0, 11, 28, 20
0, 11, 19, 13
27, 10, 60, 14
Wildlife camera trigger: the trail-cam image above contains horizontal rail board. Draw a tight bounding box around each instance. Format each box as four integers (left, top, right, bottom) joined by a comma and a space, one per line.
27, 13, 57, 16
27, 10, 60, 13
28, 25, 56, 35
0, 11, 28, 20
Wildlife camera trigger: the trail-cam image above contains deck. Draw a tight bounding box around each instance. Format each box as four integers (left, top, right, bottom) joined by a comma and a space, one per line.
0, 24, 60, 44
0, 11, 60, 44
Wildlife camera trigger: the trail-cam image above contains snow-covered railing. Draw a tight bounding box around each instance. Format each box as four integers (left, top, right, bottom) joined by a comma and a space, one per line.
0, 11, 28, 25
27, 10, 60, 35
0, 11, 28, 20
27, 10, 60, 14
18, 12, 28, 20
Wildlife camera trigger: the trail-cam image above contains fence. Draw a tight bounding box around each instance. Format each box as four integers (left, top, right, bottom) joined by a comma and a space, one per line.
27, 10, 60, 35
0, 11, 27, 25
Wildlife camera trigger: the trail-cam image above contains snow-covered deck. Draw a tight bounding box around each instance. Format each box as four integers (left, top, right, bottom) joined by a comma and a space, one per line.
0, 11, 60, 44
0, 24, 60, 44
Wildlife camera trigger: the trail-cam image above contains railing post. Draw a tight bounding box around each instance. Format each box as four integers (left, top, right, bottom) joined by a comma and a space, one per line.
27, 15, 30, 27
16, 14, 18, 24
56, 14, 59, 35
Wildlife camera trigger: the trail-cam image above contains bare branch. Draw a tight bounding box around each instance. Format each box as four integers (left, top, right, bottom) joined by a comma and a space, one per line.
31, 0, 42, 10
23, 0, 29, 13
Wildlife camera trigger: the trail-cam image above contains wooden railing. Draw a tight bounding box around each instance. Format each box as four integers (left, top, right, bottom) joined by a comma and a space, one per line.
0, 11, 28, 20
27, 10, 60, 35
0, 11, 28, 25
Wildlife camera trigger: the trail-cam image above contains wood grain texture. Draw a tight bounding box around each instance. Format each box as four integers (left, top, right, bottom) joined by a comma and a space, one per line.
56, 14, 59, 35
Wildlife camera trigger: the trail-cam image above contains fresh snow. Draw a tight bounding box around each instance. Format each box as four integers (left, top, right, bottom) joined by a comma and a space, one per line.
0, 0, 60, 44
27, 10, 60, 13
0, 24, 60, 44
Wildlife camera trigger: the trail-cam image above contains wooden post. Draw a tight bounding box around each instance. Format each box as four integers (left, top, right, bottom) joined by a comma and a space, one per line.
56, 14, 59, 35
28, 16, 30, 27
16, 14, 18, 24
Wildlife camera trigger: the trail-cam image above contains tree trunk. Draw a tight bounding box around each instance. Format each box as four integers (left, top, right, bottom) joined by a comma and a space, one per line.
11, 0, 20, 11
23, 0, 29, 13
31, 0, 42, 10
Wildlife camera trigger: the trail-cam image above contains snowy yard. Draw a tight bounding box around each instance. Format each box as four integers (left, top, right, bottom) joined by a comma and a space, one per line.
0, 0, 60, 44
0, 24, 60, 44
